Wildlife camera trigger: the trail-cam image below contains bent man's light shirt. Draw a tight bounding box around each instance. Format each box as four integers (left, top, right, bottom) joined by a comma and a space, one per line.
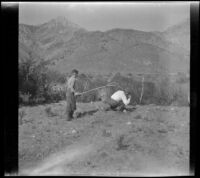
111, 90, 131, 105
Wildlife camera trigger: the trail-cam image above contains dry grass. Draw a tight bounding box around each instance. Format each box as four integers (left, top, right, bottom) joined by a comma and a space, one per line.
19, 109, 26, 125
19, 102, 189, 176
45, 107, 57, 117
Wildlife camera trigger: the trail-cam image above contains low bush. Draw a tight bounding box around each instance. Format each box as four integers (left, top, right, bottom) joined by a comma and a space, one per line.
45, 107, 57, 117
19, 68, 189, 107
19, 109, 26, 125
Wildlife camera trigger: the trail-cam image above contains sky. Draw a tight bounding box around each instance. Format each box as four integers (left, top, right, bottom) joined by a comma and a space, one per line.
19, 2, 190, 32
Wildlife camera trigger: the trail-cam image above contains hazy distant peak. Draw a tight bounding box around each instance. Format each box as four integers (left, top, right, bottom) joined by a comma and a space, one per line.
50, 16, 69, 24
47, 16, 82, 29
106, 28, 135, 33
55, 16, 68, 22
164, 18, 190, 32
105, 28, 149, 34
19, 15, 189, 74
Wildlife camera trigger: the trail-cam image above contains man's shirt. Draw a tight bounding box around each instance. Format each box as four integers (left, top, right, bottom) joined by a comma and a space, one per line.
66, 75, 76, 93
111, 90, 131, 105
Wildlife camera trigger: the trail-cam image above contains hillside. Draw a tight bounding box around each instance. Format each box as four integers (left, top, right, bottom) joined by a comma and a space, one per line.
19, 102, 189, 176
19, 17, 190, 74
162, 18, 190, 53
18, 16, 190, 177
19, 17, 86, 63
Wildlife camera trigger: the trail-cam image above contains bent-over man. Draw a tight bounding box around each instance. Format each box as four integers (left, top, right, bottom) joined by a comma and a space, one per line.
103, 90, 131, 111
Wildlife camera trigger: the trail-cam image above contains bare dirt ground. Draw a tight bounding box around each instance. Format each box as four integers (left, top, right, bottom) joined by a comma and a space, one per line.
18, 101, 190, 176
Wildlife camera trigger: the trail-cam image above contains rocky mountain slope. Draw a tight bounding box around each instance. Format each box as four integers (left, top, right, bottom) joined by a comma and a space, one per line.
19, 17, 190, 74
162, 18, 190, 53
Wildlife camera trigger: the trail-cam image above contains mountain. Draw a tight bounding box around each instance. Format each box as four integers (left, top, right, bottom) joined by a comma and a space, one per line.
162, 18, 190, 54
19, 17, 190, 74
19, 16, 86, 63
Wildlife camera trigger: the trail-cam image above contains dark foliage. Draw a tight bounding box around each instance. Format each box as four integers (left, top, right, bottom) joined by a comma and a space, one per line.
19, 57, 189, 107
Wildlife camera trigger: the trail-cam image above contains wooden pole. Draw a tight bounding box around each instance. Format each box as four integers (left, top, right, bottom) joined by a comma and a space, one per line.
139, 76, 144, 104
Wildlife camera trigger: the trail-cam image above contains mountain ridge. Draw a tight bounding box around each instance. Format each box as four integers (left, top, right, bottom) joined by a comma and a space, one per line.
19, 17, 190, 74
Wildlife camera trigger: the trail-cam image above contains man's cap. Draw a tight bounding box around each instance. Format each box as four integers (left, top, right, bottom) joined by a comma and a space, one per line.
125, 90, 131, 95
71, 69, 79, 75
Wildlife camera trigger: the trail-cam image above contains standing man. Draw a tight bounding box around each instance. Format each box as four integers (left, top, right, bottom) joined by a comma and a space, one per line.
65, 69, 80, 121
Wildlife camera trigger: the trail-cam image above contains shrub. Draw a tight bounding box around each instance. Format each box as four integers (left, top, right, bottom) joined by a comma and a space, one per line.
19, 68, 189, 107
108, 73, 189, 106
176, 72, 189, 84
170, 84, 189, 106
19, 93, 31, 105
116, 135, 129, 151
19, 109, 26, 125
45, 107, 57, 117
76, 73, 107, 103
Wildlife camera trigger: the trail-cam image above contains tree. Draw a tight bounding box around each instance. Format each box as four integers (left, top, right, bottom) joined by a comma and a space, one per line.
19, 50, 49, 104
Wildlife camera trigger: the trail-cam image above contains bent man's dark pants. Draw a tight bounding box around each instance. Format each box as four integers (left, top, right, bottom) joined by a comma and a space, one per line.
103, 98, 125, 111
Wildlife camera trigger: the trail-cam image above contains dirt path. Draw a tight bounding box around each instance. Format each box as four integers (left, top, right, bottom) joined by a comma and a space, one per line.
19, 102, 190, 176
21, 142, 94, 175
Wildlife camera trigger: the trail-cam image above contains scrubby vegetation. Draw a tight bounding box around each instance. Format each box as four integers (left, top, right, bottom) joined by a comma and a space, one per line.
45, 107, 57, 117
19, 109, 26, 125
19, 51, 66, 105
19, 54, 189, 107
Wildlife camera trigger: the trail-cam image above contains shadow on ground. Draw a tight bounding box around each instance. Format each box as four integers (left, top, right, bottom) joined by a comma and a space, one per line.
76, 109, 99, 118
76, 106, 137, 119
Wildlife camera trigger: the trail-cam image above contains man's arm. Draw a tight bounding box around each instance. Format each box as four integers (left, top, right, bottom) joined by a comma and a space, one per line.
120, 92, 131, 105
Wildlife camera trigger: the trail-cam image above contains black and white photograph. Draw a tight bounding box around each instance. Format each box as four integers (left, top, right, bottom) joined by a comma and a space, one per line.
4, 1, 196, 176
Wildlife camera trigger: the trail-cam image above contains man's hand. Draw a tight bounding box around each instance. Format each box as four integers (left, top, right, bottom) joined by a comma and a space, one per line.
75, 92, 81, 96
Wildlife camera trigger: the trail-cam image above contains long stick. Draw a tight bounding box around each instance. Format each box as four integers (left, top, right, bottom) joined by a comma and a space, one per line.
78, 83, 118, 95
